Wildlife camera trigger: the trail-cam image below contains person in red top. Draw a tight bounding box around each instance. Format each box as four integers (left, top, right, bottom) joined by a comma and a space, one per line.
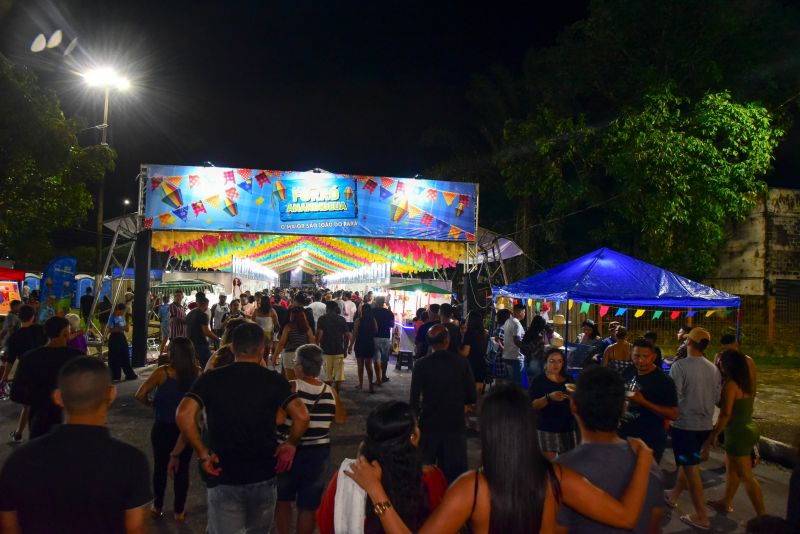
316, 401, 447, 534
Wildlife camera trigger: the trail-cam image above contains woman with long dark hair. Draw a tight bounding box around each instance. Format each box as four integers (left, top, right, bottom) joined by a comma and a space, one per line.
350, 304, 379, 392
459, 311, 488, 396
316, 401, 447, 534
273, 306, 315, 380
347, 383, 653, 533
134, 337, 201, 521
704, 349, 765, 519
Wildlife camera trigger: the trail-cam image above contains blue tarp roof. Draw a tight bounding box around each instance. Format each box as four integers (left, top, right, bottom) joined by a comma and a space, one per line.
493, 248, 740, 308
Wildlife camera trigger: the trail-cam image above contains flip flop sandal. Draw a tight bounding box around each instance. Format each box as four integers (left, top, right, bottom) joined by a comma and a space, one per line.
663, 491, 677, 509
706, 500, 734, 513
680, 514, 710, 530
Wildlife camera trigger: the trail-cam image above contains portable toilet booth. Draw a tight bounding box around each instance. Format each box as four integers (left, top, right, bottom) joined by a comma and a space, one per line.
73, 275, 95, 309
24, 273, 41, 293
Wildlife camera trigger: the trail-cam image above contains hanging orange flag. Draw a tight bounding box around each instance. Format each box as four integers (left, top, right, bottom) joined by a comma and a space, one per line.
634, 309, 645, 318
205, 195, 220, 209
165, 175, 183, 187
158, 212, 176, 227
442, 191, 457, 206
568, 299, 574, 310
705, 310, 716, 318
447, 225, 461, 239
408, 204, 423, 219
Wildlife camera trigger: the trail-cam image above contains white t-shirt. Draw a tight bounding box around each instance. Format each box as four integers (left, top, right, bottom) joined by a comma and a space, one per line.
341, 300, 357, 324
307, 301, 326, 326
502, 317, 524, 361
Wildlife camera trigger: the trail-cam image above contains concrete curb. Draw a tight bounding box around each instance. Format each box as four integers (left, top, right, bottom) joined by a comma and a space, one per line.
759, 436, 797, 468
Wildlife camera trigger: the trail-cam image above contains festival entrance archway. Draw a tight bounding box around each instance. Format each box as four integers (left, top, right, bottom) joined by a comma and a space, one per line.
133, 163, 479, 364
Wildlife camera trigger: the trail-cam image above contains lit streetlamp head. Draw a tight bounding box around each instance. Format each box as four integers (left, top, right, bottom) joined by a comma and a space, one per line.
82, 67, 130, 90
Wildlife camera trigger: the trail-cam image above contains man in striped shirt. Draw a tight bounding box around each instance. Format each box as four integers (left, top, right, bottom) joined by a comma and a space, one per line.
168, 290, 186, 341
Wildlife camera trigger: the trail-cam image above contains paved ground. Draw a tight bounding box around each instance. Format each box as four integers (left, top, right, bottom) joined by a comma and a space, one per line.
0, 356, 792, 533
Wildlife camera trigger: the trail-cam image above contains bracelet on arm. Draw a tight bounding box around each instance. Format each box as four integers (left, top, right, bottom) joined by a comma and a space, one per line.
373, 501, 393, 516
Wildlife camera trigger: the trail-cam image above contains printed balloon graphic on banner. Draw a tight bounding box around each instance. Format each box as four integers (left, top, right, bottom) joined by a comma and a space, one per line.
160, 181, 183, 209
274, 181, 286, 201
223, 198, 238, 217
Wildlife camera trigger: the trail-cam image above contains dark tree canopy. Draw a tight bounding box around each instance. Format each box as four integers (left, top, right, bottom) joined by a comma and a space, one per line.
426, 0, 798, 280
0, 54, 115, 264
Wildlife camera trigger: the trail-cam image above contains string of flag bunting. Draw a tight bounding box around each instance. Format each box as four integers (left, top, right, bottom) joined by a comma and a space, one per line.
497, 297, 735, 319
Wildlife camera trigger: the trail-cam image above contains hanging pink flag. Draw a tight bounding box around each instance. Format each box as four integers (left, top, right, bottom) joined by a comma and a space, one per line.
599, 305, 610, 317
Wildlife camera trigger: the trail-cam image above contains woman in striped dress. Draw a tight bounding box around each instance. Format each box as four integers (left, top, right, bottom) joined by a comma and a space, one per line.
272, 306, 316, 379
276, 344, 346, 534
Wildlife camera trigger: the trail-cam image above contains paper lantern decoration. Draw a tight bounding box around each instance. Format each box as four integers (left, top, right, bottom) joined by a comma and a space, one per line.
455, 203, 464, 217
390, 197, 408, 222
344, 186, 353, 200
223, 198, 238, 217
160, 181, 183, 209
274, 181, 286, 200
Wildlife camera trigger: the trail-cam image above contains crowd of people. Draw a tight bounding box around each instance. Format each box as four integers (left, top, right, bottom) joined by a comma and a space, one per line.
0, 286, 795, 533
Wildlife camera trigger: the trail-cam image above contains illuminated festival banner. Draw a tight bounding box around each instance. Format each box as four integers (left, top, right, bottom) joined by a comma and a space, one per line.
142, 164, 477, 242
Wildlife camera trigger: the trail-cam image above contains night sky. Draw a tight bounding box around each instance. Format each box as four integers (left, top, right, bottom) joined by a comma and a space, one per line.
0, 0, 796, 250
0, 0, 587, 226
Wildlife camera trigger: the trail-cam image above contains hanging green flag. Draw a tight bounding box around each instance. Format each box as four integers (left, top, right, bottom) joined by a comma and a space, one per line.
579, 302, 591, 314
652, 310, 663, 319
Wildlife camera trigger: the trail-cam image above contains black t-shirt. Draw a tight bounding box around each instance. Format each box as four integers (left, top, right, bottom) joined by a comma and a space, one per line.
373, 308, 395, 339
462, 329, 487, 376
316, 313, 348, 355
529, 374, 575, 433
80, 294, 94, 317
10, 346, 85, 438
187, 362, 295, 486
185, 308, 210, 349
618, 367, 678, 452
0, 425, 152, 534
414, 319, 440, 357
410, 350, 476, 432
273, 305, 289, 330
4, 324, 47, 365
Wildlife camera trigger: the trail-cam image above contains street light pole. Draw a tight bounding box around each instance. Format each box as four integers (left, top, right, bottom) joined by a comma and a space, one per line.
96, 86, 110, 275
80, 68, 129, 335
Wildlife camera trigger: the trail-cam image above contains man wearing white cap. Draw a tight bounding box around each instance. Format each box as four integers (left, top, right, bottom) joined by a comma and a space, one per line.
665, 327, 720, 530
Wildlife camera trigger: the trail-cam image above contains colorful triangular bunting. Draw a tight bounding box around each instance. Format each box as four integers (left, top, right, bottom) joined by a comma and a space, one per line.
442, 191, 457, 206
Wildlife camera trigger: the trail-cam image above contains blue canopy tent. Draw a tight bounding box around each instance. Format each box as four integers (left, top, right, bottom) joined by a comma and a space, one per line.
493, 248, 741, 340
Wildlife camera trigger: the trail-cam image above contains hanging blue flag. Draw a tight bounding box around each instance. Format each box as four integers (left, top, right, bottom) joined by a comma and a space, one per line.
615, 308, 627, 316
379, 186, 393, 200
172, 206, 189, 221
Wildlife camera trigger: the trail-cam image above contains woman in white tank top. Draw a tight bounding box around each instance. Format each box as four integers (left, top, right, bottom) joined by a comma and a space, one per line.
254, 297, 280, 360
